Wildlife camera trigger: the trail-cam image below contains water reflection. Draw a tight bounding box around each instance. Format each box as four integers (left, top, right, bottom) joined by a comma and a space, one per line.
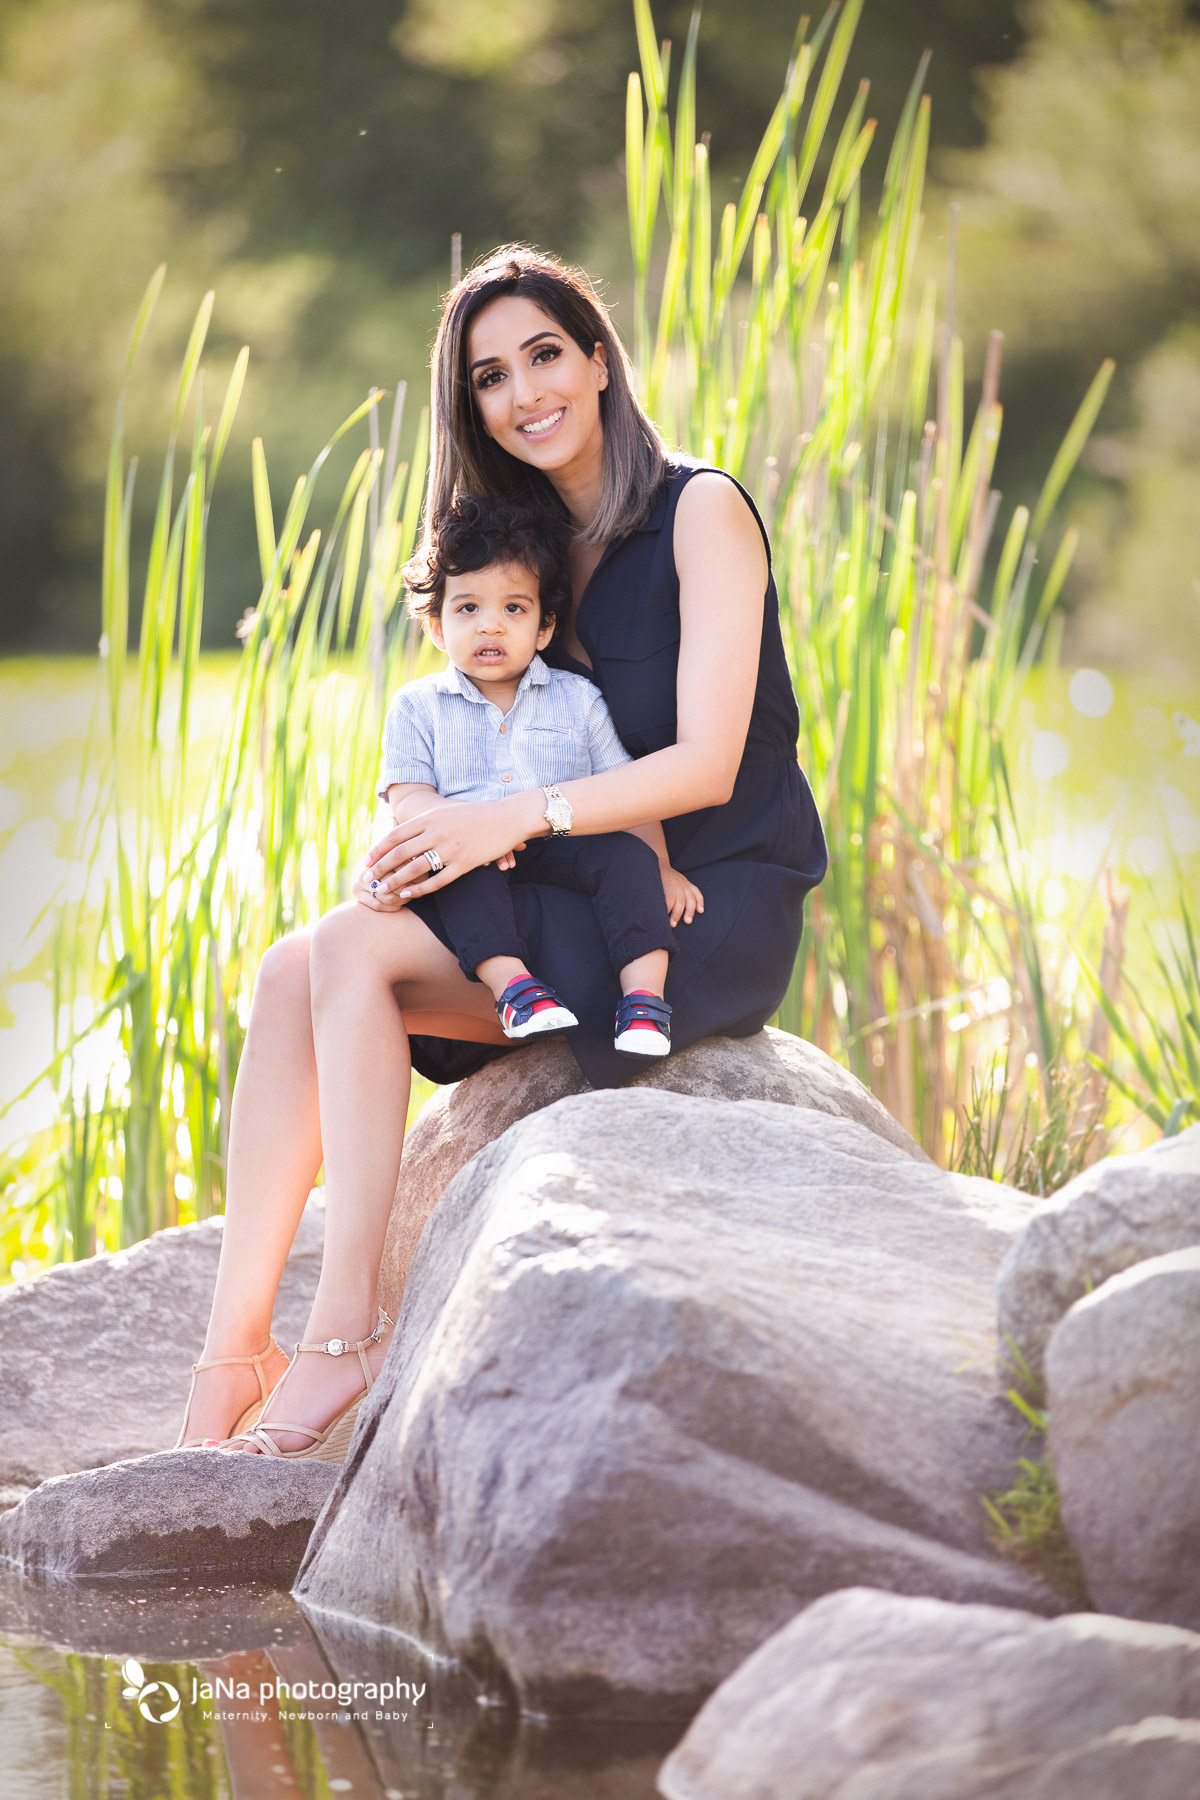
0, 1569, 678, 1799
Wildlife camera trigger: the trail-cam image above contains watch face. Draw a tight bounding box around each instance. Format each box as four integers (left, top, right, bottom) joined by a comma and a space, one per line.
547, 797, 572, 830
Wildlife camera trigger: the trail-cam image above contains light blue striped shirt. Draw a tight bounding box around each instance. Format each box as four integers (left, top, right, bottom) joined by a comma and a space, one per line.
376, 654, 633, 803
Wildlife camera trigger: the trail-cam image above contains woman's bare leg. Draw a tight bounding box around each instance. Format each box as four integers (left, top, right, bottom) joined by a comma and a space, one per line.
220, 901, 504, 1452
179, 907, 503, 1448
177, 933, 320, 1443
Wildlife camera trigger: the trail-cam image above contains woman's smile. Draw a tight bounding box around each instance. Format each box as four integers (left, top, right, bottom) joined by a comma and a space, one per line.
518, 406, 565, 441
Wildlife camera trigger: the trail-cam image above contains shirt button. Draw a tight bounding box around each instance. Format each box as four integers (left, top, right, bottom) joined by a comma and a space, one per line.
502, 773, 512, 781
499, 724, 507, 734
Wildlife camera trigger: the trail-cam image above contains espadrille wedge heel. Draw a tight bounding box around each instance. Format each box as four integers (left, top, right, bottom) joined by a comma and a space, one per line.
174, 1337, 286, 1449
224, 1310, 393, 1464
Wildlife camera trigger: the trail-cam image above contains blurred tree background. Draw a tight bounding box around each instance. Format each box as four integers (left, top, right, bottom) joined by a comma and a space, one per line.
0, 0, 1196, 667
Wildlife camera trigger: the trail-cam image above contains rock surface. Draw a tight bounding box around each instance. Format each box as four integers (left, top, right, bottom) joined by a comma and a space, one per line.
996, 1124, 1200, 1383
298, 1089, 1051, 1719
657, 1586, 1200, 1799
380, 1026, 928, 1317
0, 1195, 324, 1491
0, 1450, 337, 1583
1047, 1247, 1200, 1629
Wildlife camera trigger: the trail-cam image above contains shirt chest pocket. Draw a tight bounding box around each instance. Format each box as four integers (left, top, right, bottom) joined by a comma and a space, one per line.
590, 608, 681, 755
516, 724, 591, 786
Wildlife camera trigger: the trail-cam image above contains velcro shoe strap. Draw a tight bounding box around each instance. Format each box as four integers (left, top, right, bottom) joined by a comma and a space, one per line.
500, 976, 558, 1011
616, 993, 673, 1028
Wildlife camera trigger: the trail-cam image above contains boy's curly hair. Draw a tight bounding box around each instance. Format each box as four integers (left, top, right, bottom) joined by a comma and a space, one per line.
403, 495, 572, 639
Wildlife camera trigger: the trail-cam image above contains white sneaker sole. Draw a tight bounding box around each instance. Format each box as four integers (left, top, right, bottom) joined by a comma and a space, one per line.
503, 1006, 579, 1039
614, 1028, 671, 1057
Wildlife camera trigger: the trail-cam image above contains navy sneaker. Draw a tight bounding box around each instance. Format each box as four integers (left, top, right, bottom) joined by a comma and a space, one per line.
496, 974, 579, 1040
614, 989, 672, 1057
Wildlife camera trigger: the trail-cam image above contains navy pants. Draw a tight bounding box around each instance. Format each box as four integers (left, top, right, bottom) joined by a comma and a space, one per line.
432, 831, 676, 982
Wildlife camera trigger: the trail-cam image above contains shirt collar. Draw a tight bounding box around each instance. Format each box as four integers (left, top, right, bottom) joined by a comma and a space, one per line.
435, 652, 551, 704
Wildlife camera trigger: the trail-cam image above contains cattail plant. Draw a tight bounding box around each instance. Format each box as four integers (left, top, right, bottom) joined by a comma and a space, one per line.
5, 273, 433, 1258
626, 0, 1115, 1158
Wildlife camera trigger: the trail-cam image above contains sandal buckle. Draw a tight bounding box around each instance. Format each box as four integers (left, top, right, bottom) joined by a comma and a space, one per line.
325, 1338, 349, 1356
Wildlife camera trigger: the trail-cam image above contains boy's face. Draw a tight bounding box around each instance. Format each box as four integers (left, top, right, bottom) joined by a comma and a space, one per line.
428, 560, 555, 692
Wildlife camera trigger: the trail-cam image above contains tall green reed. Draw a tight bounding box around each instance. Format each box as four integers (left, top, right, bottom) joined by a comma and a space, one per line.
1081, 888, 1200, 1137
626, 0, 1116, 1156
3, 273, 431, 1259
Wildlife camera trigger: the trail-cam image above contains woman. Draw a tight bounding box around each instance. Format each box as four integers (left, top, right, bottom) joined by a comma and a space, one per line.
178, 246, 827, 1459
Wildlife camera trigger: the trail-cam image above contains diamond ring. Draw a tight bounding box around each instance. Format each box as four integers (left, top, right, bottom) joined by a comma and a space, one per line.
423, 848, 445, 875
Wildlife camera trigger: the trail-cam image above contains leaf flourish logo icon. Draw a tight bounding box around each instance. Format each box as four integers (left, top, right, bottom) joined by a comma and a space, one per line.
120, 1658, 181, 1723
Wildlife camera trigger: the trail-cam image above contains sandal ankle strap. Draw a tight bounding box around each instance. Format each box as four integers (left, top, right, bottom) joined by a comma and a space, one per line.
236, 1310, 395, 1456
176, 1336, 284, 1449
191, 1335, 282, 1375
294, 1309, 392, 1359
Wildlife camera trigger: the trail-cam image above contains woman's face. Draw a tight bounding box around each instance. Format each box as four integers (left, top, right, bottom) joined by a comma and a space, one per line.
466, 295, 608, 479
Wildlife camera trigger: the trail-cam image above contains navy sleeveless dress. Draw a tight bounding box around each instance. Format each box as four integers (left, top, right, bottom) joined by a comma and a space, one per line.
406, 459, 828, 1089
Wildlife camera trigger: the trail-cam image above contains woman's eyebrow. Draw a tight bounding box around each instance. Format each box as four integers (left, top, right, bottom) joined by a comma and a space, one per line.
469, 330, 562, 373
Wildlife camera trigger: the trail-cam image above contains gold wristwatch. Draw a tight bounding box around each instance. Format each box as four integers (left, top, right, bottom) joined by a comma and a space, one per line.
542, 784, 574, 836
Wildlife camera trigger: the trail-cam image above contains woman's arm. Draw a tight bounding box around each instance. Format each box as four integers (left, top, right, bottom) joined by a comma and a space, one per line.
368, 473, 766, 898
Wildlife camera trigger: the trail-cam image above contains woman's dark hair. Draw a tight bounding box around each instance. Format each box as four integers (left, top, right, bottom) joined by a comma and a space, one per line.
403, 494, 571, 639
427, 244, 670, 550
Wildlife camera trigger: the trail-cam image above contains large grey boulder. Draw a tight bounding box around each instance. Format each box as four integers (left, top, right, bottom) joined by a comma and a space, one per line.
0, 1449, 337, 1583
658, 1586, 1200, 1799
1047, 1247, 1200, 1629
297, 1089, 1052, 1720
997, 1125, 1200, 1384
0, 1194, 324, 1492
380, 1027, 927, 1317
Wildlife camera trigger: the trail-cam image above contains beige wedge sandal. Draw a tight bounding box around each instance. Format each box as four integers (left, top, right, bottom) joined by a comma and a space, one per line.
174, 1337, 286, 1449
225, 1310, 393, 1464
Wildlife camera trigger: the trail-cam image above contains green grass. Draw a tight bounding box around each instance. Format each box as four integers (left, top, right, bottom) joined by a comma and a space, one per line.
1082, 891, 1200, 1137
982, 1351, 1091, 1608
2, 0, 1197, 1271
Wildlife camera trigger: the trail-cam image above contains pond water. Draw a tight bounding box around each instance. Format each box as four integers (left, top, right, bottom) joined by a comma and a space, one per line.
0, 1568, 679, 1799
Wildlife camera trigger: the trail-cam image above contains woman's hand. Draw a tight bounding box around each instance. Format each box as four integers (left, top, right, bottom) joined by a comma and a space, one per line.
352, 863, 410, 911
363, 798, 537, 901
662, 864, 705, 926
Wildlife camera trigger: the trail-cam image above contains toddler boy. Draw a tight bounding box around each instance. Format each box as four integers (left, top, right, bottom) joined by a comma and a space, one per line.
376, 495, 702, 1056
